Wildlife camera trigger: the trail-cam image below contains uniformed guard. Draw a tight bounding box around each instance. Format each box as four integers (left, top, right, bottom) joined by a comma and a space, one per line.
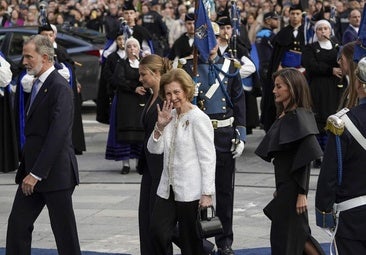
315, 56, 366, 255
184, 22, 246, 255
261, 4, 305, 132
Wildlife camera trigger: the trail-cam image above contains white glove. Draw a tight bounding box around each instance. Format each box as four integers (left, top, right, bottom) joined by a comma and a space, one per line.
231, 139, 245, 159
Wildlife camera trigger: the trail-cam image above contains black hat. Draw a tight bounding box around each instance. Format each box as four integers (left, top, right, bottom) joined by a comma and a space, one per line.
289, 4, 303, 12
185, 13, 195, 21
264, 12, 279, 20
38, 18, 53, 34
123, 0, 135, 11
324, 6, 331, 13
216, 16, 231, 26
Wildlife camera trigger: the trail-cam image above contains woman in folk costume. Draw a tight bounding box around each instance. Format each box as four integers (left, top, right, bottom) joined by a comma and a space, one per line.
105, 37, 149, 174
255, 68, 325, 255
302, 19, 344, 168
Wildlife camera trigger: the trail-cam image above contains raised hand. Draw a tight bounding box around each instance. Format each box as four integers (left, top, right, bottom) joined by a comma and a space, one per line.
156, 100, 173, 130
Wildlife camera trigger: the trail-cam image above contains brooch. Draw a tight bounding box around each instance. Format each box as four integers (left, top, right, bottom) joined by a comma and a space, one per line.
183, 120, 189, 130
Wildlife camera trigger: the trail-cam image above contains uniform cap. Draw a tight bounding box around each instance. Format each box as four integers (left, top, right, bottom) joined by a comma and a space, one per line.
264, 12, 279, 20
216, 16, 231, 27
123, 0, 135, 11
185, 13, 195, 21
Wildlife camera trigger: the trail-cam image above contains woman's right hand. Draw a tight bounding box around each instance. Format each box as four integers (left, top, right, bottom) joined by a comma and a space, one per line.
333, 67, 342, 79
156, 100, 173, 130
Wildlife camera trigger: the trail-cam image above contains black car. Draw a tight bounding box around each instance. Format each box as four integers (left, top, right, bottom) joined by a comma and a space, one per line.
0, 26, 106, 101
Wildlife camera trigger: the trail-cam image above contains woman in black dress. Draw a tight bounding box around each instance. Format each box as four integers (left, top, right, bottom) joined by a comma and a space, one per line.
302, 19, 344, 167
137, 54, 172, 255
255, 68, 325, 255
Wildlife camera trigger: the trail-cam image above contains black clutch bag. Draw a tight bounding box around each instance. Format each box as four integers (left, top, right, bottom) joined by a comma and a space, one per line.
196, 206, 223, 238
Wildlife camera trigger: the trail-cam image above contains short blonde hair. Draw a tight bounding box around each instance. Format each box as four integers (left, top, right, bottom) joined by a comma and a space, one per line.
159, 69, 195, 101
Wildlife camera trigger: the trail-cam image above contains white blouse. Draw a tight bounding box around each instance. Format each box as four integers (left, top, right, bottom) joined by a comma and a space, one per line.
147, 105, 216, 202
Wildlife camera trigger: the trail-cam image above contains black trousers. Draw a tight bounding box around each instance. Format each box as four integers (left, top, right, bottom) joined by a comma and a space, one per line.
215, 151, 235, 249
6, 186, 81, 255
150, 187, 203, 255
336, 235, 366, 255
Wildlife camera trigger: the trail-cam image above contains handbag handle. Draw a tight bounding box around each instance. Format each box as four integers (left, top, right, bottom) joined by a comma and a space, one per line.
198, 205, 216, 221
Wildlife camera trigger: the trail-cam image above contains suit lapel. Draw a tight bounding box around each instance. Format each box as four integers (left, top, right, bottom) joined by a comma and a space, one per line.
26, 71, 55, 119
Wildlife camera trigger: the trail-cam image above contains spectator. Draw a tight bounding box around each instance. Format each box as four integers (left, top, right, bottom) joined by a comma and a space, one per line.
0, 5, 9, 27
342, 9, 361, 45
167, 13, 194, 61
168, 7, 188, 49
255, 68, 325, 255
4, 9, 24, 27
334, 0, 350, 42
24, 11, 38, 26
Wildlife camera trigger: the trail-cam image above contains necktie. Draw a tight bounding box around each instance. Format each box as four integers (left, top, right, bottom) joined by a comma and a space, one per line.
29, 79, 40, 108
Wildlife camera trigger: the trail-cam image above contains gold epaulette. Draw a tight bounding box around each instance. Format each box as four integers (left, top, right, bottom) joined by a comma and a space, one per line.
325, 108, 349, 136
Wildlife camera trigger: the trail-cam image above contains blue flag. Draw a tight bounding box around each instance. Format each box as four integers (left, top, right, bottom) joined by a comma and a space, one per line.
194, 0, 216, 62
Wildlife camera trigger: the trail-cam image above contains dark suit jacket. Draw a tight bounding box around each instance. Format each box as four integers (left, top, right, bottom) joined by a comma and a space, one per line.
16, 69, 79, 192
342, 25, 358, 45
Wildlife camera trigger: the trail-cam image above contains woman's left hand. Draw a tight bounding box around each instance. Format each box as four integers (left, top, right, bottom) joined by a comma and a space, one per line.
199, 195, 212, 208
296, 194, 308, 215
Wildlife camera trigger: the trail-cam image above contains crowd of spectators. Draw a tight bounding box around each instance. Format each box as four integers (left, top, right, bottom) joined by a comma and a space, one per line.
0, 0, 362, 55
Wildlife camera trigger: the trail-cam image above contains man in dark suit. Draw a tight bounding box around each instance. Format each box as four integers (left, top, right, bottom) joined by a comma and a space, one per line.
342, 9, 361, 45
6, 35, 81, 255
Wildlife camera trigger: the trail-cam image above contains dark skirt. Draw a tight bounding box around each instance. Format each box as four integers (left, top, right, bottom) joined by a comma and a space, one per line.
105, 96, 142, 161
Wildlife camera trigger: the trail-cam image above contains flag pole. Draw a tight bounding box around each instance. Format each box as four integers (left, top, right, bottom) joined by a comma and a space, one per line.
193, 0, 199, 78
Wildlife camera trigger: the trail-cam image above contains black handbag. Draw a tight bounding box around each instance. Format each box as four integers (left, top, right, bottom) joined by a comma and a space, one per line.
196, 206, 223, 238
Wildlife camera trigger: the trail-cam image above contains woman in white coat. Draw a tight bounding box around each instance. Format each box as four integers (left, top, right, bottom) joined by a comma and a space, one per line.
147, 68, 216, 255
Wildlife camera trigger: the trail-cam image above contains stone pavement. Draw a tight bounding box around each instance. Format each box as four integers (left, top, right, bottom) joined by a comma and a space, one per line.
0, 107, 331, 254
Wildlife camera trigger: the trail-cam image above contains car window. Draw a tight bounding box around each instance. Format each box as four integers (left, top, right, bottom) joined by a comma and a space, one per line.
55, 37, 82, 50
9, 32, 30, 57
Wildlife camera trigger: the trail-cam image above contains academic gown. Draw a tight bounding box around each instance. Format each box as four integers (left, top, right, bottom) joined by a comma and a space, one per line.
0, 85, 18, 172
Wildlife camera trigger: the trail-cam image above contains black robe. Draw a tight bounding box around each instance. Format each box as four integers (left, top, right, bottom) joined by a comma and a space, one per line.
55, 46, 86, 154
256, 108, 324, 255
0, 85, 18, 172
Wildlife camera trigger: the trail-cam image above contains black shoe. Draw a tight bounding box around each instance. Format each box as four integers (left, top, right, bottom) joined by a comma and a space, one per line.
217, 247, 234, 255
313, 158, 322, 168
121, 166, 130, 174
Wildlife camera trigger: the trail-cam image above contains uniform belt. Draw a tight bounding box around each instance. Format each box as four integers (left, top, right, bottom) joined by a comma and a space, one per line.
211, 117, 234, 129
334, 195, 366, 212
